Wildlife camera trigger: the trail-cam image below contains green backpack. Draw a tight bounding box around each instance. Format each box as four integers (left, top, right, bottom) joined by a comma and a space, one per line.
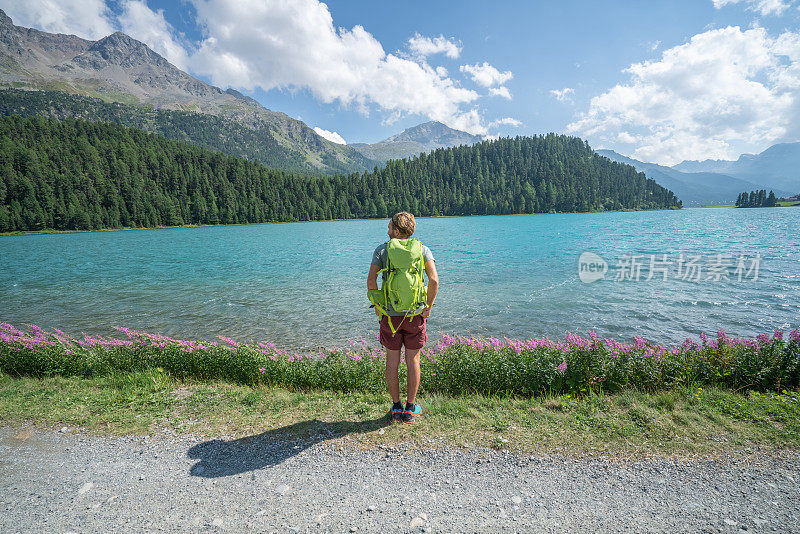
368, 238, 428, 334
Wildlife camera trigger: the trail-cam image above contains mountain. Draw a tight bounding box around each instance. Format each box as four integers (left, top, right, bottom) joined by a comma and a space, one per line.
596, 150, 791, 206
0, 9, 374, 175
351, 121, 482, 163
674, 143, 800, 193
0, 117, 680, 233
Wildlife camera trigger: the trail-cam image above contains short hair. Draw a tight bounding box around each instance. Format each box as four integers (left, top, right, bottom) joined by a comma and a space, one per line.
391, 212, 415, 237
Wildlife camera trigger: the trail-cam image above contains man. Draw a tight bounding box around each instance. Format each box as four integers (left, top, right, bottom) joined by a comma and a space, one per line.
367, 212, 438, 423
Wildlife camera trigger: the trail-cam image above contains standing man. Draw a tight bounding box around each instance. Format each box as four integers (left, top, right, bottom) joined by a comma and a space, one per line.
367, 212, 438, 423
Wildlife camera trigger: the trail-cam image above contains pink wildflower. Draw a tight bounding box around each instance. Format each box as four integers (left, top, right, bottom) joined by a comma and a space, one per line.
557, 361, 567, 373
218, 336, 239, 347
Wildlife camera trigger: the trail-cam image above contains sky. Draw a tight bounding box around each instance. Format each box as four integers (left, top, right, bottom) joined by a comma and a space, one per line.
3, 0, 800, 165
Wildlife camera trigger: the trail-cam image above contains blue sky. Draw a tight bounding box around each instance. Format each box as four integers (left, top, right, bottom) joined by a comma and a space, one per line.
4, 0, 800, 164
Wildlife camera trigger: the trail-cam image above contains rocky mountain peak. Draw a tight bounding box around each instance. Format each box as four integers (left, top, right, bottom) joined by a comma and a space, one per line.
75, 31, 169, 70
350, 120, 482, 163
0, 9, 13, 28
389, 120, 482, 145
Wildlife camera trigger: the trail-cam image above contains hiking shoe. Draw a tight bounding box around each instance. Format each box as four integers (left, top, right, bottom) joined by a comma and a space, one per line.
390, 401, 404, 423
402, 402, 421, 423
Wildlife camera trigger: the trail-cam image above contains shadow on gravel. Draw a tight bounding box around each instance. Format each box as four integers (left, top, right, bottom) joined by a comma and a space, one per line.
187, 415, 390, 478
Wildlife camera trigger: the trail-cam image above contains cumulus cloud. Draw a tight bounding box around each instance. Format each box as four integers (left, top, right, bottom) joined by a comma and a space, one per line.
407, 33, 461, 59
189, 0, 491, 133
312, 126, 346, 144
459, 61, 513, 87
550, 87, 575, 103
713, 0, 793, 15
711, 0, 792, 16
567, 26, 800, 165
118, 0, 188, 69
3, 0, 115, 40
488, 117, 522, 128
489, 86, 511, 99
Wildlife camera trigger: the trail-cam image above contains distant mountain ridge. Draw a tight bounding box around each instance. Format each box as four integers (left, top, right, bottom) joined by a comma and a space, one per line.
0, 9, 374, 174
351, 121, 482, 163
674, 143, 800, 193
596, 150, 792, 206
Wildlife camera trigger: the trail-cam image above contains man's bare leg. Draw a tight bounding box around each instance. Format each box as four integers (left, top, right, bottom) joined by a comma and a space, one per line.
385, 349, 402, 403
405, 348, 421, 404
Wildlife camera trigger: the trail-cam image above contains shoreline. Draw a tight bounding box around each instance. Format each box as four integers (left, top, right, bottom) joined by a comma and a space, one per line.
1, 323, 798, 458
0, 206, 684, 237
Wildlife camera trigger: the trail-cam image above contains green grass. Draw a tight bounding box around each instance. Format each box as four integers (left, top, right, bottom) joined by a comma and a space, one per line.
3, 325, 799, 398
1, 372, 798, 457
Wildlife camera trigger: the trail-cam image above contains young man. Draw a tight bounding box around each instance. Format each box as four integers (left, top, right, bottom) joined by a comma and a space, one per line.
367, 212, 439, 423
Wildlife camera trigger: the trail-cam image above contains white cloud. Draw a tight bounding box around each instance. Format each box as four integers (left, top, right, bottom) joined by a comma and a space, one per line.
444, 109, 485, 135
407, 33, 461, 59
550, 87, 575, 103
459, 62, 513, 87
3, 0, 114, 40
189, 0, 486, 133
489, 86, 511, 99
313, 126, 346, 144
488, 117, 522, 128
712, 0, 792, 16
567, 26, 800, 165
118, 1, 188, 69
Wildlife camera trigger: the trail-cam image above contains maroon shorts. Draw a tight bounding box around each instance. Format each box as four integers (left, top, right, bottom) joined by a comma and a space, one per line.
379, 314, 427, 350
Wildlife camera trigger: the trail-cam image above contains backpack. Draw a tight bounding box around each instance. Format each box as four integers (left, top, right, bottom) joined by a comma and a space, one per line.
368, 238, 428, 334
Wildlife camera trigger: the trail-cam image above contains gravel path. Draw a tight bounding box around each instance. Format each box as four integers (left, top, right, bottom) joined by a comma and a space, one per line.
1, 425, 799, 533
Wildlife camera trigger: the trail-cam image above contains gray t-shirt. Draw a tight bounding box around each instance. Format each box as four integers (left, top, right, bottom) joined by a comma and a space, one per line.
371, 241, 434, 316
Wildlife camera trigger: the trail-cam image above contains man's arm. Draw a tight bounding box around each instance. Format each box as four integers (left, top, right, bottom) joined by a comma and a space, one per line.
422, 259, 438, 318
367, 263, 380, 290
367, 263, 380, 315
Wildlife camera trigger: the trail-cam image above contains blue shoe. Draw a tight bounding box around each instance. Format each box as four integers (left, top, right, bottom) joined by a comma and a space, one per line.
390, 401, 404, 423
402, 402, 421, 423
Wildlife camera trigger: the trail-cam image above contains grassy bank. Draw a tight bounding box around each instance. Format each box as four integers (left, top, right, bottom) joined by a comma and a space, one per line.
2, 323, 798, 456
1, 324, 798, 397
1, 371, 798, 457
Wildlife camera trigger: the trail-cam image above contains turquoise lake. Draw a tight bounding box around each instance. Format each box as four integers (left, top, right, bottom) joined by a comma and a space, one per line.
1, 208, 798, 350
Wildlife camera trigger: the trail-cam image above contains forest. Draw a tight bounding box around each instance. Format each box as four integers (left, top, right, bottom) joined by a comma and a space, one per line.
0, 115, 681, 232
735, 190, 778, 208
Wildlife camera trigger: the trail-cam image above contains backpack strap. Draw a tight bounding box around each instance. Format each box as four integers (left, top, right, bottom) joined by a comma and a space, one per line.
383, 309, 413, 336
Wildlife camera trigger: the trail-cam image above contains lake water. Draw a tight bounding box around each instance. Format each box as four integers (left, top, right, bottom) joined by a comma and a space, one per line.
1, 208, 798, 350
